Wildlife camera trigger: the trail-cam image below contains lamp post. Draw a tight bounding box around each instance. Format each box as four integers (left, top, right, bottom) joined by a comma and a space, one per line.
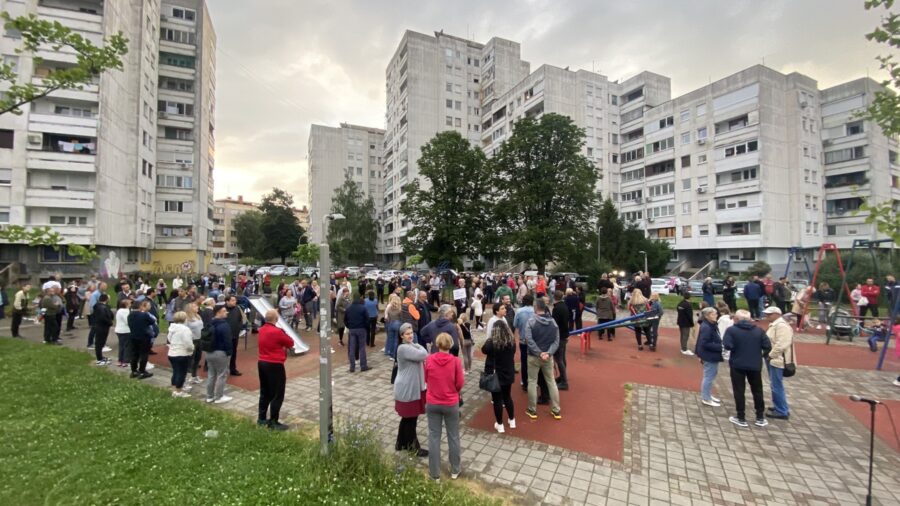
639, 250, 648, 275
596, 223, 602, 262
319, 212, 344, 456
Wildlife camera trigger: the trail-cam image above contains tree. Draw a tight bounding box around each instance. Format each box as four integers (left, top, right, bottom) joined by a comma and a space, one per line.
493, 114, 601, 273
293, 243, 319, 267
399, 131, 492, 268
744, 261, 772, 279
258, 188, 304, 264
0, 13, 128, 116
327, 176, 377, 266
232, 210, 265, 259
0, 225, 97, 263
859, 1, 900, 242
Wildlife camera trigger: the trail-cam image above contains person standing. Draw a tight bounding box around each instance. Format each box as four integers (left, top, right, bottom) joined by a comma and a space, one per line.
401, 290, 420, 341
345, 293, 371, 373
457, 313, 473, 372
207, 304, 234, 404
394, 323, 428, 457
10, 283, 30, 338
513, 294, 535, 390
127, 300, 156, 379
185, 301, 206, 385
724, 310, 771, 428
595, 287, 616, 341
224, 295, 244, 376
424, 333, 464, 481
628, 289, 650, 351
564, 288, 582, 332
696, 306, 724, 407
415, 290, 432, 333
764, 306, 793, 420
551, 290, 570, 390
860, 278, 881, 319
419, 304, 461, 355
722, 276, 737, 313
41, 286, 63, 345
114, 299, 132, 367
481, 319, 517, 433
90, 294, 114, 366
384, 294, 402, 359
646, 292, 663, 351
428, 274, 442, 309
257, 309, 294, 430
484, 299, 509, 339
376, 275, 386, 305
300, 280, 316, 331
166, 311, 194, 397
742, 276, 762, 320
701, 277, 715, 308
64, 285, 80, 331
814, 282, 835, 330
365, 290, 379, 348
524, 297, 561, 420
334, 289, 349, 347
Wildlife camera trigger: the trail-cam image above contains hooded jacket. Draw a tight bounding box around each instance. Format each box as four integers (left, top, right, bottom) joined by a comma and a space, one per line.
525, 312, 560, 357
695, 319, 723, 363
723, 319, 771, 371
424, 351, 464, 406
420, 317, 460, 352
211, 318, 234, 355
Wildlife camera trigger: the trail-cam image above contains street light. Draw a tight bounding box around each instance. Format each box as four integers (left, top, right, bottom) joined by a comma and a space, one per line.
638, 250, 648, 275
319, 212, 344, 456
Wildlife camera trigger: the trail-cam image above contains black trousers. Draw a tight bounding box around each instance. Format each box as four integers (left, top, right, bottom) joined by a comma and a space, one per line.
55, 313, 63, 340
11, 309, 23, 337
367, 317, 377, 347
93, 327, 110, 361
43, 314, 59, 342
190, 341, 203, 376
724, 295, 737, 313
66, 310, 77, 330
730, 367, 765, 421
428, 289, 440, 308
258, 361, 287, 423
633, 325, 645, 347
396, 416, 421, 451
553, 338, 568, 384
229, 338, 239, 373
130, 337, 151, 373
860, 304, 879, 318
596, 318, 615, 339
491, 383, 515, 424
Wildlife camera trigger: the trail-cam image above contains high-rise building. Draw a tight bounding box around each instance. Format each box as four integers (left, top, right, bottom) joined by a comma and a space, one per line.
307, 123, 384, 245
211, 195, 309, 263
0, 0, 215, 278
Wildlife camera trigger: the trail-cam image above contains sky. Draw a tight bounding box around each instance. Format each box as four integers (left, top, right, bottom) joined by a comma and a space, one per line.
210, 0, 887, 208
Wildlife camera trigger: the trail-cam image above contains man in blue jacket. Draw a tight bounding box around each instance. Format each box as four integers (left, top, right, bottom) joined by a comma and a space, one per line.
127, 300, 157, 379
207, 304, 235, 403
723, 309, 772, 428
344, 293, 370, 372
743, 276, 763, 320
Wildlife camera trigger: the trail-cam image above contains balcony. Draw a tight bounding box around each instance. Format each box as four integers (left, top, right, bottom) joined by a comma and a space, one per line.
29, 113, 97, 138
37, 2, 102, 34
27, 150, 96, 172
715, 206, 763, 223
158, 111, 195, 128
25, 188, 94, 209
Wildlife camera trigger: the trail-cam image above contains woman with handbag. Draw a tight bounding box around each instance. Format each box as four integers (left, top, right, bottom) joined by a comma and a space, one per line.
481, 319, 516, 433
628, 289, 651, 351
393, 323, 428, 457
457, 313, 474, 372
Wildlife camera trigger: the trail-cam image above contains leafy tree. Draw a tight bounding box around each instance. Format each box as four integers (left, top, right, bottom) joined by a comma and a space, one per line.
0, 12, 128, 115
400, 131, 492, 268
232, 210, 265, 259
859, 1, 900, 242
293, 243, 319, 267
493, 114, 600, 273
258, 188, 304, 264
0, 225, 98, 263
744, 261, 772, 279
327, 176, 377, 266
406, 254, 424, 268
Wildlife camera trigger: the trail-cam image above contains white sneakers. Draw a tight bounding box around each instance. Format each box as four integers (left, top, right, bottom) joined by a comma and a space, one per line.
711, 396, 721, 403
451, 472, 460, 480
893, 379, 900, 387
213, 395, 233, 404
190, 376, 203, 384
494, 422, 505, 433
146, 363, 155, 370
508, 418, 516, 429
681, 349, 695, 356
172, 391, 191, 398
701, 399, 721, 408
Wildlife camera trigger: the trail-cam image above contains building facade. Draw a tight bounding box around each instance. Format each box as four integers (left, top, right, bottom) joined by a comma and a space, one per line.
307, 123, 384, 245
211, 195, 309, 263
0, 0, 215, 279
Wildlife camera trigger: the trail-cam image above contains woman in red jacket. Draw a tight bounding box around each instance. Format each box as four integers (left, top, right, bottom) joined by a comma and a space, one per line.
424, 332, 464, 481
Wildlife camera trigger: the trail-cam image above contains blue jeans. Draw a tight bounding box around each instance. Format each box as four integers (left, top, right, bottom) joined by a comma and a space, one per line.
701, 361, 719, 401
758, 297, 766, 316
703, 294, 715, 308
767, 363, 789, 416
386, 320, 401, 358
169, 355, 191, 388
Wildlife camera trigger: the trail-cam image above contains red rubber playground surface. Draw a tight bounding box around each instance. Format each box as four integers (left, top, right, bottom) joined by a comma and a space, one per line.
466, 326, 900, 461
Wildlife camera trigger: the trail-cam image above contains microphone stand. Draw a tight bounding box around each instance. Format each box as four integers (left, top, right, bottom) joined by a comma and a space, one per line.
865, 401, 875, 506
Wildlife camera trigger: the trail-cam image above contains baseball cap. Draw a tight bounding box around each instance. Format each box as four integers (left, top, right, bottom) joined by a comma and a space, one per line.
763, 306, 782, 315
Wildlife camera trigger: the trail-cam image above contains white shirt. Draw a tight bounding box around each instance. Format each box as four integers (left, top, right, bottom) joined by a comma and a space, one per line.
172, 277, 184, 290
166, 323, 195, 357
42, 280, 61, 291
114, 308, 131, 333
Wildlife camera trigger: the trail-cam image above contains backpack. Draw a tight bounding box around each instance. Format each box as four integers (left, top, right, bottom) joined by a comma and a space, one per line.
199, 323, 214, 352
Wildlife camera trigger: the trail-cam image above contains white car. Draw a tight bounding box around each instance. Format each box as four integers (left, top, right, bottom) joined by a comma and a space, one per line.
365, 270, 382, 280
650, 278, 670, 295
381, 270, 400, 281
269, 265, 286, 276
345, 266, 361, 279
256, 266, 270, 275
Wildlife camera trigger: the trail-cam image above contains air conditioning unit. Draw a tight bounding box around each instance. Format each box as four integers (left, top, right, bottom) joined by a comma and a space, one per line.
161, 14, 168, 21
647, 216, 655, 223
159, 112, 168, 119
644, 196, 652, 203
697, 138, 706, 145
27, 133, 42, 147
635, 197, 643, 205
697, 187, 707, 194
823, 139, 833, 147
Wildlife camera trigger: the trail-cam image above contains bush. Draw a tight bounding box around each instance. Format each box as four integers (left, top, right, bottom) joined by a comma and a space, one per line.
743, 261, 772, 279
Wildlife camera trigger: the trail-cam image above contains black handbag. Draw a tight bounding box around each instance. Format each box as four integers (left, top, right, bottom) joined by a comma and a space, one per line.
783, 341, 797, 378
479, 370, 500, 393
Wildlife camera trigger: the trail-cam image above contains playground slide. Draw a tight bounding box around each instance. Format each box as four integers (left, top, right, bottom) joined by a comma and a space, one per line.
247, 295, 309, 355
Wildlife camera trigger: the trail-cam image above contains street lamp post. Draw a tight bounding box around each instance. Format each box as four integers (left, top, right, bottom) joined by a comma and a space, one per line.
319, 213, 344, 456
596, 223, 602, 262
639, 250, 648, 275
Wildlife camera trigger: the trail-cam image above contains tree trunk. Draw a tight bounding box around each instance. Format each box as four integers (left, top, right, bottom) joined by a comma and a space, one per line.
536, 261, 546, 274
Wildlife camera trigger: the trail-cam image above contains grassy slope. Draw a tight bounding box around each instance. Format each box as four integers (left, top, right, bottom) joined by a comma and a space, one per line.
0, 338, 496, 505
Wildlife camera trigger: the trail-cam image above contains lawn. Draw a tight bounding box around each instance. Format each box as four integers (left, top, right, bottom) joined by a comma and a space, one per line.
0, 338, 497, 505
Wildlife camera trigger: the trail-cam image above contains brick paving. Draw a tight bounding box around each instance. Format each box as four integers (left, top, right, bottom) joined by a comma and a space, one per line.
5, 314, 900, 505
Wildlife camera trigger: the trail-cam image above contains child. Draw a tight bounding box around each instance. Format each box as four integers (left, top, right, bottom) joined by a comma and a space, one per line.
867, 320, 888, 352
472, 293, 484, 330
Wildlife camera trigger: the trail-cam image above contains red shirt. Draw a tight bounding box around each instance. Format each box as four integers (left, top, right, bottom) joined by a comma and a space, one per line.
860, 284, 881, 300
424, 352, 464, 406
257, 323, 294, 364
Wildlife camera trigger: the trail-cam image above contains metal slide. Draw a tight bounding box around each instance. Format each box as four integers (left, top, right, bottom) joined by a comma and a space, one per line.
247, 295, 310, 355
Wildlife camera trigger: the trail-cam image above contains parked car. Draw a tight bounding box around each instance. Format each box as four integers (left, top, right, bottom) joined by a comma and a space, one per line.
381, 270, 401, 281
365, 270, 382, 280
269, 265, 286, 276
550, 272, 588, 291
285, 266, 299, 277
665, 276, 687, 294
301, 267, 318, 277
226, 264, 238, 273
332, 269, 348, 279
736, 281, 748, 296
789, 279, 810, 301
688, 280, 704, 297
256, 266, 271, 276
650, 278, 670, 295
711, 278, 725, 294
345, 267, 361, 279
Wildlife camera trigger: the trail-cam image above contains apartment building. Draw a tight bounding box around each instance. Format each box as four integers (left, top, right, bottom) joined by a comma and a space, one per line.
379, 31, 529, 261
153, 0, 216, 272
0, 0, 215, 278
820, 78, 899, 249
307, 123, 384, 245
211, 195, 310, 263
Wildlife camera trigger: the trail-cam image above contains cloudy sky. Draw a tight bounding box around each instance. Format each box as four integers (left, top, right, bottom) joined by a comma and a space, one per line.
211, 0, 887, 207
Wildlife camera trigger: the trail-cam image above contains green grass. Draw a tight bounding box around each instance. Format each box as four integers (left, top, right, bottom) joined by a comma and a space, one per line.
0, 338, 497, 505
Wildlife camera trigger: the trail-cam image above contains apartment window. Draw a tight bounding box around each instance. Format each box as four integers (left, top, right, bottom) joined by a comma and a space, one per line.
622, 108, 643, 123
445, 99, 453, 109
658, 116, 674, 129
0, 129, 13, 149
804, 169, 810, 182
54, 105, 93, 118
699, 200, 710, 213
163, 127, 193, 141
0, 168, 10, 185
611, 153, 618, 164
827, 225, 837, 235
716, 167, 758, 185
846, 120, 864, 136
682, 202, 691, 214
2, 54, 19, 72
142, 130, 149, 147
697, 104, 706, 116
824, 146, 866, 164
49, 215, 66, 225
620, 190, 642, 202
159, 52, 195, 68
164, 201, 191, 212
724, 139, 758, 158
160, 27, 196, 45
445, 116, 452, 126
621, 168, 645, 182
682, 225, 692, 238
697, 127, 707, 140
160, 77, 194, 92
680, 109, 690, 122
610, 133, 619, 145
698, 154, 707, 164
717, 221, 761, 236
681, 155, 691, 168
622, 146, 644, 163
158, 226, 193, 237
622, 211, 642, 221
156, 175, 193, 188
171, 8, 196, 21
446, 83, 452, 92
647, 137, 674, 154
0, 210, 8, 223
455, 101, 461, 110
610, 94, 618, 105
699, 225, 709, 236
682, 178, 691, 190
681, 132, 691, 145
158, 100, 194, 116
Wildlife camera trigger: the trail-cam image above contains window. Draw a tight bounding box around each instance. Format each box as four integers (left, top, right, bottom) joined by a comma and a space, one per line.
647, 182, 675, 197
697, 127, 707, 140
163, 127, 192, 140
159, 52, 195, 68
610, 94, 618, 105
697, 104, 706, 116
164, 201, 191, 212
824, 146, 866, 164
658, 116, 674, 129
171, 8, 196, 21
445, 116, 452, 126
158, 226, 193, 237
724, 139, 758, 158
160, 77, 194, 92
827, 225, 837, 235
157, 175, 193, 188
699, 225, 709, 236
648, 204, 675, 218
716, 221, 761, 236
682, 202, 691, 214
682, 226, 692, 238
446, 83, 452, 92
622, 211, 642, 221
0, 168, 10, 185
49, 216, 66, 225
716, 166, 758, 185
158, 100, 194, 116
680, 109, 690, 122
699, 200, 709, 212
645, 159, 675, 177
698, 154, 707, 164
622, 146, 644, 163
454, 118, 462, 127
621, 108, 643, 123
682, 178, 691, 190
646, 137, 674, 154
681, 132, 691, 145
0, 129, 13, 149
681, 155, 691, 168
621, 168, 644, 182
40, 246, 81, 263
846, 120, 864, 136
0, 211, 8, 223
160, 27, 196, 45
620, 190, 643, 202
445, 99, 452, 108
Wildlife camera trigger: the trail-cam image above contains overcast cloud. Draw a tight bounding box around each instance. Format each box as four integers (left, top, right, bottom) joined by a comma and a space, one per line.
211, 0, 885, 207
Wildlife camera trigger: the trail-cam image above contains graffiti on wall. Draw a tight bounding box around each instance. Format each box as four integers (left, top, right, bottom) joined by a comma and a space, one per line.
150, 260, 194, 275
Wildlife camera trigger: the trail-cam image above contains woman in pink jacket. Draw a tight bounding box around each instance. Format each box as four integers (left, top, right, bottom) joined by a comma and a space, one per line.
424, 332, 464, 481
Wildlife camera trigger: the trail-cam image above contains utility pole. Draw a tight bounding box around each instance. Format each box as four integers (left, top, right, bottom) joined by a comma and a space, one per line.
319, 213, 344, 455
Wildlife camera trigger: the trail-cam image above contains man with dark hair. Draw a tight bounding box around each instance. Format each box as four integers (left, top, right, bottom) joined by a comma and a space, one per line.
225, 295, 244, 376
724, 310, 772, 428
345, 293, 370, 372
416, 290, 432, 330
11, 282, 31, 338
127, 300, 156, 379
525, 297, 561, 420
551, 290, 570, 390
91, 293, 114, 366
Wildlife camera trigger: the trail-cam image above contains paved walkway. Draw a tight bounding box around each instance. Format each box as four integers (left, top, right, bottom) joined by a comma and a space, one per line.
4, 315, 900, 505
